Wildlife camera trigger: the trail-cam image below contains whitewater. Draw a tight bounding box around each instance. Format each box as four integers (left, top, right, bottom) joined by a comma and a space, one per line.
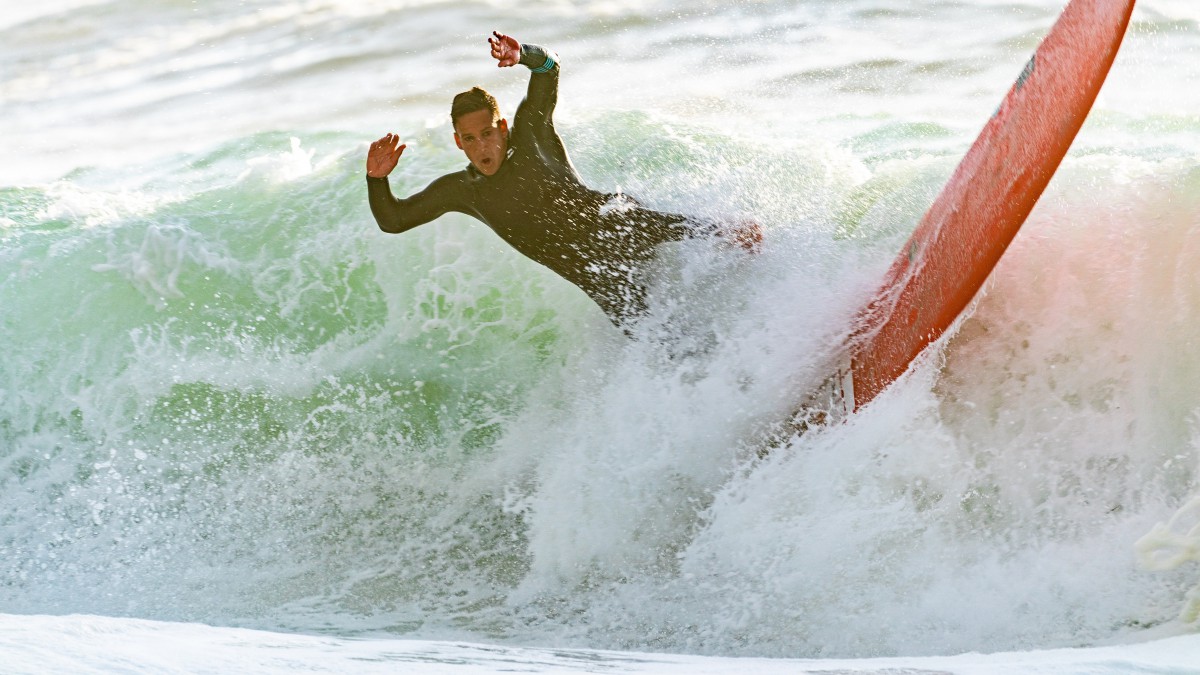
2, 0, 1200, 672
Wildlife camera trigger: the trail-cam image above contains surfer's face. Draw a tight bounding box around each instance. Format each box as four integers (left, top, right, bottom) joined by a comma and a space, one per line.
454, 110, 509, 176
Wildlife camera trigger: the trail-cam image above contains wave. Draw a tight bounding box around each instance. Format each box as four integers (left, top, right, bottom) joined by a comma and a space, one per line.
2, 111, 1198, 657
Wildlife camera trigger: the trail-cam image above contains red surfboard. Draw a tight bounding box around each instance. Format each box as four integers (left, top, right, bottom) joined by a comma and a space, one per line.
839, 0, 1135, 412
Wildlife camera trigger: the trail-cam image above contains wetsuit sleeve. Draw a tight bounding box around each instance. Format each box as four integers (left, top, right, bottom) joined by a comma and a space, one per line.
512, 44, 564, 154
366, 173, 466, 234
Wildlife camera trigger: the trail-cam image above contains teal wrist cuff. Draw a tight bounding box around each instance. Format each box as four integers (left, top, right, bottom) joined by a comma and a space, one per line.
520, 44, 559, 73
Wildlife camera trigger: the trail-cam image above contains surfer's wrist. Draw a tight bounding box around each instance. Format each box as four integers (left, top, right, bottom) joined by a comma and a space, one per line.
519, 43, 558, 73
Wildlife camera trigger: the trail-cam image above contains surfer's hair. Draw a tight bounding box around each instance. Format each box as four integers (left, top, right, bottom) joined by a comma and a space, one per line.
451, 87, 501, 127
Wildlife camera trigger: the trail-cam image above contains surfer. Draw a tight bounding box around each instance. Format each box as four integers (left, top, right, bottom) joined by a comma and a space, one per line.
366, 31, 760, 325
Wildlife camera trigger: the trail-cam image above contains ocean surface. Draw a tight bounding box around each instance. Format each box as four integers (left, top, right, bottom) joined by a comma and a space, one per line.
3, 0, 1200, 671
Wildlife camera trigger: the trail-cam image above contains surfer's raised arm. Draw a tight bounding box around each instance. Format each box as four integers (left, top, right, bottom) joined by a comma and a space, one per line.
490, 32, 566, 166
365, 133, 467, 234
512, 42, 560, 135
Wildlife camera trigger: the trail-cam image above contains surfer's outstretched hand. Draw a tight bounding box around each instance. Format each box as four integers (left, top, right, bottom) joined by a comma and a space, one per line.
367, 133, 406, 178
489, 31, 520, 67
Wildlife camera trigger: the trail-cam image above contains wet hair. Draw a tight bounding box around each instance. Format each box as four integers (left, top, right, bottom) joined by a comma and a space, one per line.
450, 87, 500, 127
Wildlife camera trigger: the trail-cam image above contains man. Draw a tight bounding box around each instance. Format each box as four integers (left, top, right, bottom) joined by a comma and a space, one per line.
366, 31, 759, 325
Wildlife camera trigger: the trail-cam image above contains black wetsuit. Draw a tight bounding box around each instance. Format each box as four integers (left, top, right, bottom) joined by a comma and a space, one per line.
367, 44, 700, 323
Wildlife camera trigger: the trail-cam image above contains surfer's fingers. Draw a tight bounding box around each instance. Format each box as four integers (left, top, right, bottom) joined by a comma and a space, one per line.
369, 135, 404, 160
489, 39, 507, 63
